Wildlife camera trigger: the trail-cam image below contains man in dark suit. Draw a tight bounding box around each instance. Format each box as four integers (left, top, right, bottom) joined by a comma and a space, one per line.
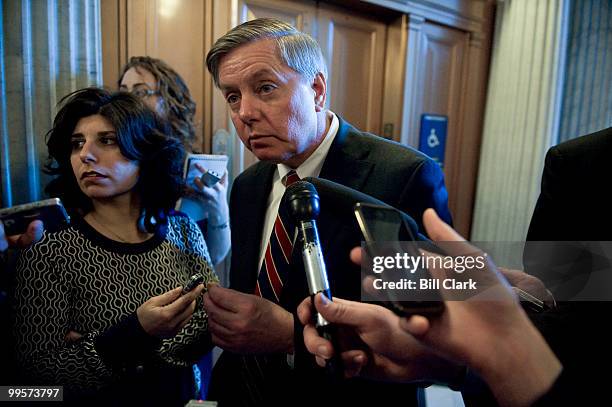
527, 126, 611, 243
202, 18, 453, 406
524, 126, 612, 404
525, 126, 612, 301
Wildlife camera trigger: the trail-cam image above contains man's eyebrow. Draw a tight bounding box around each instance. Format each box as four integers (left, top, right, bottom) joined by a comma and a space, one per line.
219, 84, 234, 93
220, 68, 279, 90
250, 69, 277, 81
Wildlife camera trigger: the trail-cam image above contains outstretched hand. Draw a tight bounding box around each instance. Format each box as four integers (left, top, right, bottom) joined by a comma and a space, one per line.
297, 293, 462, 383
137, 284, 204, 339
0, 220, 44, 252
400, 209, 561, 407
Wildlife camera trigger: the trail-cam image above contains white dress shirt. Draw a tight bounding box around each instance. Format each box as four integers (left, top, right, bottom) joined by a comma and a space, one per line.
256, 112, 340, 272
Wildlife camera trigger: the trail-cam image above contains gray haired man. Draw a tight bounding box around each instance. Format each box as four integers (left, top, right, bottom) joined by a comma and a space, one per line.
203, 18, 453, 406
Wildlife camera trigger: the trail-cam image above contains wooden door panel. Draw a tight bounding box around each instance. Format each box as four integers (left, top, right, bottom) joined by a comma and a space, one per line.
238, 0, 315, 33
402, 19, 471, 233
318, 5, 386, 134
239, 0, 316, 32
420, 22, 468, 131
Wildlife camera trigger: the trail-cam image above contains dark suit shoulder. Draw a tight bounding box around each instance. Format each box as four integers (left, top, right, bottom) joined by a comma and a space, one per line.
337, 119, 439, 187
339, 120, 431, 168
233, 160, 275, 186
333, 116, 452, 228
527, 126, 611, 241
543, 126, 611, 183
550, 126, 612, 162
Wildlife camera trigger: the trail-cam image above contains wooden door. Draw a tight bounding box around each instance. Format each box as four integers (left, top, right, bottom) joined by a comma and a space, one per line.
402, 18, 476, 234
317, 4, 387, 135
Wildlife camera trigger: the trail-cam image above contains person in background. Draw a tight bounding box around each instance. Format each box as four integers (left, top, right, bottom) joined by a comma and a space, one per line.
298, 209, 563, 407
522, 126, 612, 405
119, 56, 230, 266
13, 88, 218, 406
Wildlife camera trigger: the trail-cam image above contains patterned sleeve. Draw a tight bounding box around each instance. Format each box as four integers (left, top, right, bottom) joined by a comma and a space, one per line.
173, 216, 218, 284
13, 235, 113, 392
158, 217, 219, 365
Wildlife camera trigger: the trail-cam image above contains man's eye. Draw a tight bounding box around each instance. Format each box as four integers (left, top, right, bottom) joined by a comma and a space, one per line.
226, 94, 240, 104
259, 84, 276, 94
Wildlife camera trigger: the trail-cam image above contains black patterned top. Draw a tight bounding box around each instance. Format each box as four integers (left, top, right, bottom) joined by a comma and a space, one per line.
12, 213, 218, 404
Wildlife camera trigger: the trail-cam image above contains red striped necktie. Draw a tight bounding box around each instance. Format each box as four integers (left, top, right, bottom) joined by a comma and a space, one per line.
255, 170, 301, 302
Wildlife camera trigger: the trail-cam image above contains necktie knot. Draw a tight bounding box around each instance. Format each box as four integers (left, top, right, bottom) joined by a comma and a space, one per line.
283, 170, 300, 187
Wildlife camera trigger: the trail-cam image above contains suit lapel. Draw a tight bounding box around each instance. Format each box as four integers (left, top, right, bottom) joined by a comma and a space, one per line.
232, 162, 276, 292
318, 117, 374, 256
320, 117, 374, 190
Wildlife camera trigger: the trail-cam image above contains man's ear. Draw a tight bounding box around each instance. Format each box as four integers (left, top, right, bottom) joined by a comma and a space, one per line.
312, 72, 327, 112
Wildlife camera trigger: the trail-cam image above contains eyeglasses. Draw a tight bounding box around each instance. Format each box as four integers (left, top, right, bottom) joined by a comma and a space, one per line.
130, 88, 159, 99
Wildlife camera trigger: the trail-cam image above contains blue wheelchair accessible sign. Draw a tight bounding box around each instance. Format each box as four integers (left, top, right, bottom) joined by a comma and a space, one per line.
418, 114, 448, 168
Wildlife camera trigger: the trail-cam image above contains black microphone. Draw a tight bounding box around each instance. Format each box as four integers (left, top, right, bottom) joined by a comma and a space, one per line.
285, 180, 343, 379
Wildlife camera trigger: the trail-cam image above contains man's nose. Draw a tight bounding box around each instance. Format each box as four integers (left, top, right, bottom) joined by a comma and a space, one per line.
238, 94, 259, 123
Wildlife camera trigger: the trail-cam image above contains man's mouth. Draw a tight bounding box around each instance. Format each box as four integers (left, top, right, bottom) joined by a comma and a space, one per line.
249, 134, 272, 147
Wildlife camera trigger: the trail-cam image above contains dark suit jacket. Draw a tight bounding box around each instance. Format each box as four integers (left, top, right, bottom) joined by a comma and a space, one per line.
209, 117, 452, 406
524, 126, 611, 405
525, 126, 612, 298
527, 126, 612, 242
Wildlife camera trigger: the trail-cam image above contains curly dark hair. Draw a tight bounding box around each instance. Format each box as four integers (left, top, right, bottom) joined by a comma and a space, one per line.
44, 87, 185, 226
118, 56, 197, 150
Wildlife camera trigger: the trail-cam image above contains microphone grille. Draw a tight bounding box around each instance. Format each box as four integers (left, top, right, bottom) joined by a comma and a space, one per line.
285, 179, 315, 195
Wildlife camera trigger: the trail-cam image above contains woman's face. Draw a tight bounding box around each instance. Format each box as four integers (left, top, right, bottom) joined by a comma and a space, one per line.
70, 114, 140, 203
119, 67, 163, 114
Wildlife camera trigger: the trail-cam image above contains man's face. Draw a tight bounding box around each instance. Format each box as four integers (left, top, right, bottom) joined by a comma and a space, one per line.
217, 39, 326, 168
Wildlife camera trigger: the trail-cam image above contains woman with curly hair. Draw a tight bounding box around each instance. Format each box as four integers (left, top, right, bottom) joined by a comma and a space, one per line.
13, 88, 218, 406
119, 56, 230, 266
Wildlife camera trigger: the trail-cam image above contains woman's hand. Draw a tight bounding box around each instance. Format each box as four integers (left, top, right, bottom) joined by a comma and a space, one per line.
192, 163, 229, 226
191, 163, 231, 264
137, 285, 205, 338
